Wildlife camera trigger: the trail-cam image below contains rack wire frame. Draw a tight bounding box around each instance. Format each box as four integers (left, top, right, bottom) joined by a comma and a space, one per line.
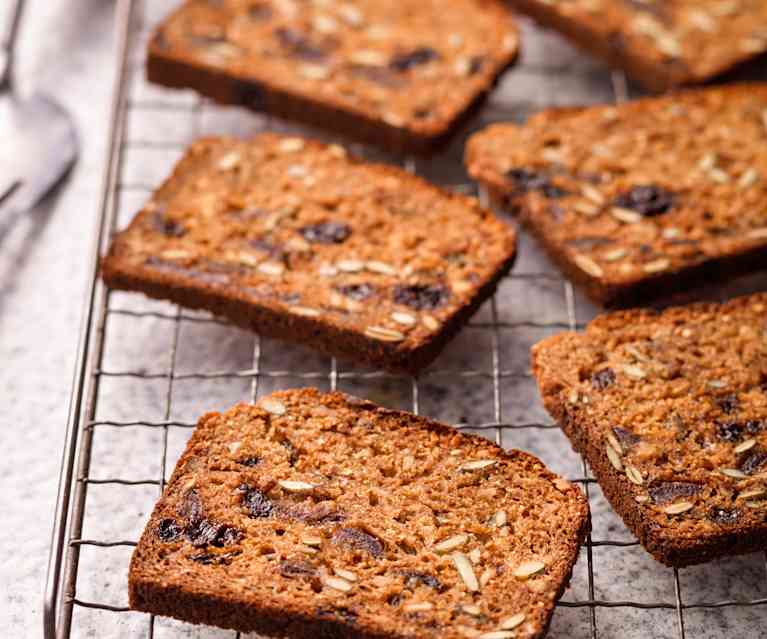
44, 0, 767, 637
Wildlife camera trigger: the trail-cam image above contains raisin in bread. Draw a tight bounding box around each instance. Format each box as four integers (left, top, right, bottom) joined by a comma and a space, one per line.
129, 388, 589, 638
147, 0, 519, 153
465, 84, 767, 307
532, 294, 767, 566
102, 134, 517, 373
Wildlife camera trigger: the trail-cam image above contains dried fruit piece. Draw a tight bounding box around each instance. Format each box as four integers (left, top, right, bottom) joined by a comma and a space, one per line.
648, 482, 701, 505
400, 570, 444, 591
612, 185, 675, 216
332, 527, 384, 558
506, 168, 569, 198
279, 560, 316, 578
300, 221, 352, 244
740, 448, 767, 475
190, 550, 240, 565
707, 507, 741, 525
591, 368, 616, 390
716, 421, 744, 442
157, 518, 183, 542
393, 284, 450, 310
240, 484, 275, 518
337, 283, 375, 301
390, 47, 440, 71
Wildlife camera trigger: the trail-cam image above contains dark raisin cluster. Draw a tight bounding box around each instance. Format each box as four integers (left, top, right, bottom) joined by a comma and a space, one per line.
648, 481, 701, 504
591, 368, 616, 390
390, 47, 439, 72
506, 168, 569, 199
338, 283, 375, 301
300, 221, 352, 244
394, 284, 449, 310
332, 527, 384, 558
239, 484, 275, 518
612, 185, 674, 216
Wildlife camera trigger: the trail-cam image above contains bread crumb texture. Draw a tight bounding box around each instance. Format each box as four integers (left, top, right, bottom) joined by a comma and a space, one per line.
532, 293, 767, 566
129, 388, 588, 639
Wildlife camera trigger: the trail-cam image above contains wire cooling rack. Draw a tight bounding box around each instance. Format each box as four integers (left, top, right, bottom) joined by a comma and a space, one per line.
45, 1, 767, 637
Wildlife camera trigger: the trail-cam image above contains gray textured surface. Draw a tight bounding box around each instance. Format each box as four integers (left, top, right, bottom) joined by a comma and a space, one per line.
3, 1, 767, 637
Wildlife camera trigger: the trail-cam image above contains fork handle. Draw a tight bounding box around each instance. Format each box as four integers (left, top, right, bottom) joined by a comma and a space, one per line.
0, 0, 25, 91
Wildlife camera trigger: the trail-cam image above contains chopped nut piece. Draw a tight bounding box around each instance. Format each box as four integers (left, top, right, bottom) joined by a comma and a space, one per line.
278, 138, 305, 153
490, 510, 507, 527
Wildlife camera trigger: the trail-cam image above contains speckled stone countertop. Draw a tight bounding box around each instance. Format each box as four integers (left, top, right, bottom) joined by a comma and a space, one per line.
3, 1, 767, 638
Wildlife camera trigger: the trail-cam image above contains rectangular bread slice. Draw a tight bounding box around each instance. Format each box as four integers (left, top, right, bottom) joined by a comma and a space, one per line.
508, 0, 767, 91
465, 84, 767, 308
128, 388, 589, 639
146, 0, 519, 153
102, 134, 517, 373
531, 294, 767, 567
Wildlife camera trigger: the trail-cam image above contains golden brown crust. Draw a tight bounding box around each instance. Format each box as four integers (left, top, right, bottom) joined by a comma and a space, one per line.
466, 84, 767, 308
129, 388, 589, 638
508, 0, 767, 92
102, 134, 517, 373
531, 294, 767, 566
146, 0, 519, 153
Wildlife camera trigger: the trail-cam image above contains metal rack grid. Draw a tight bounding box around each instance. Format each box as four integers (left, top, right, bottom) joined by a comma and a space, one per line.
44, 1, 767, 638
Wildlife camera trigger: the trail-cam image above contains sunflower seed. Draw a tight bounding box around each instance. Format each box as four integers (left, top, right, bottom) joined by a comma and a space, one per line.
323, 576, 353, 592
611, 207, 642, 224
738, 168, 760, 190
738, 488, 766, 500
278, 480, 316, 493
625, 465, 644, 485
479, 567, 495, 587
462, 604, 482, 616
298, 64, 330, 80
337, 259, 365, 272
452, 552, 479, 592
734, 439, 757, 454
662, 501, 694, 515
513, 560, 546, 579
500, 613, 526, 630
574, 254, 604, 278
433, 534, 468, 554
334, 568, 357, 582
635, 495, 650, 503
217, 151, 241, 170
302, 536, 322, 547
604, 248, 627, 262
719, 468, 748, 479
278, 138, 305, 153
404, 602, 434, 612
422, 315, 440, 331
460, 460, 497, 472
643, 258, 671, 273
260, 398, 287, 415
258, 261, 285, 276
490, 510, 507, 527
478, 633, 515, 639
622, 364, 647, 379
606, 444, 623, 472
364, 326, 405, 342
606, 432, 623, 455
748, 227, 767, 240
391, 312, 417, 326
581, 184, 605, 205
469, 548, 481, 564
746, 500, 767, 510
289, 306, 320, 318
366, 260, 398, 276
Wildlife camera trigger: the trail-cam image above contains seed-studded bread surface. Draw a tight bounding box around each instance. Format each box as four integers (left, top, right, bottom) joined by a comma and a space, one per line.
508, 0, 767, 91
102, 134, 516, 372
129, 389, 589, 639
465, 84, 767, 307
532, 294, 767, 567
147, 0, 518, 153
